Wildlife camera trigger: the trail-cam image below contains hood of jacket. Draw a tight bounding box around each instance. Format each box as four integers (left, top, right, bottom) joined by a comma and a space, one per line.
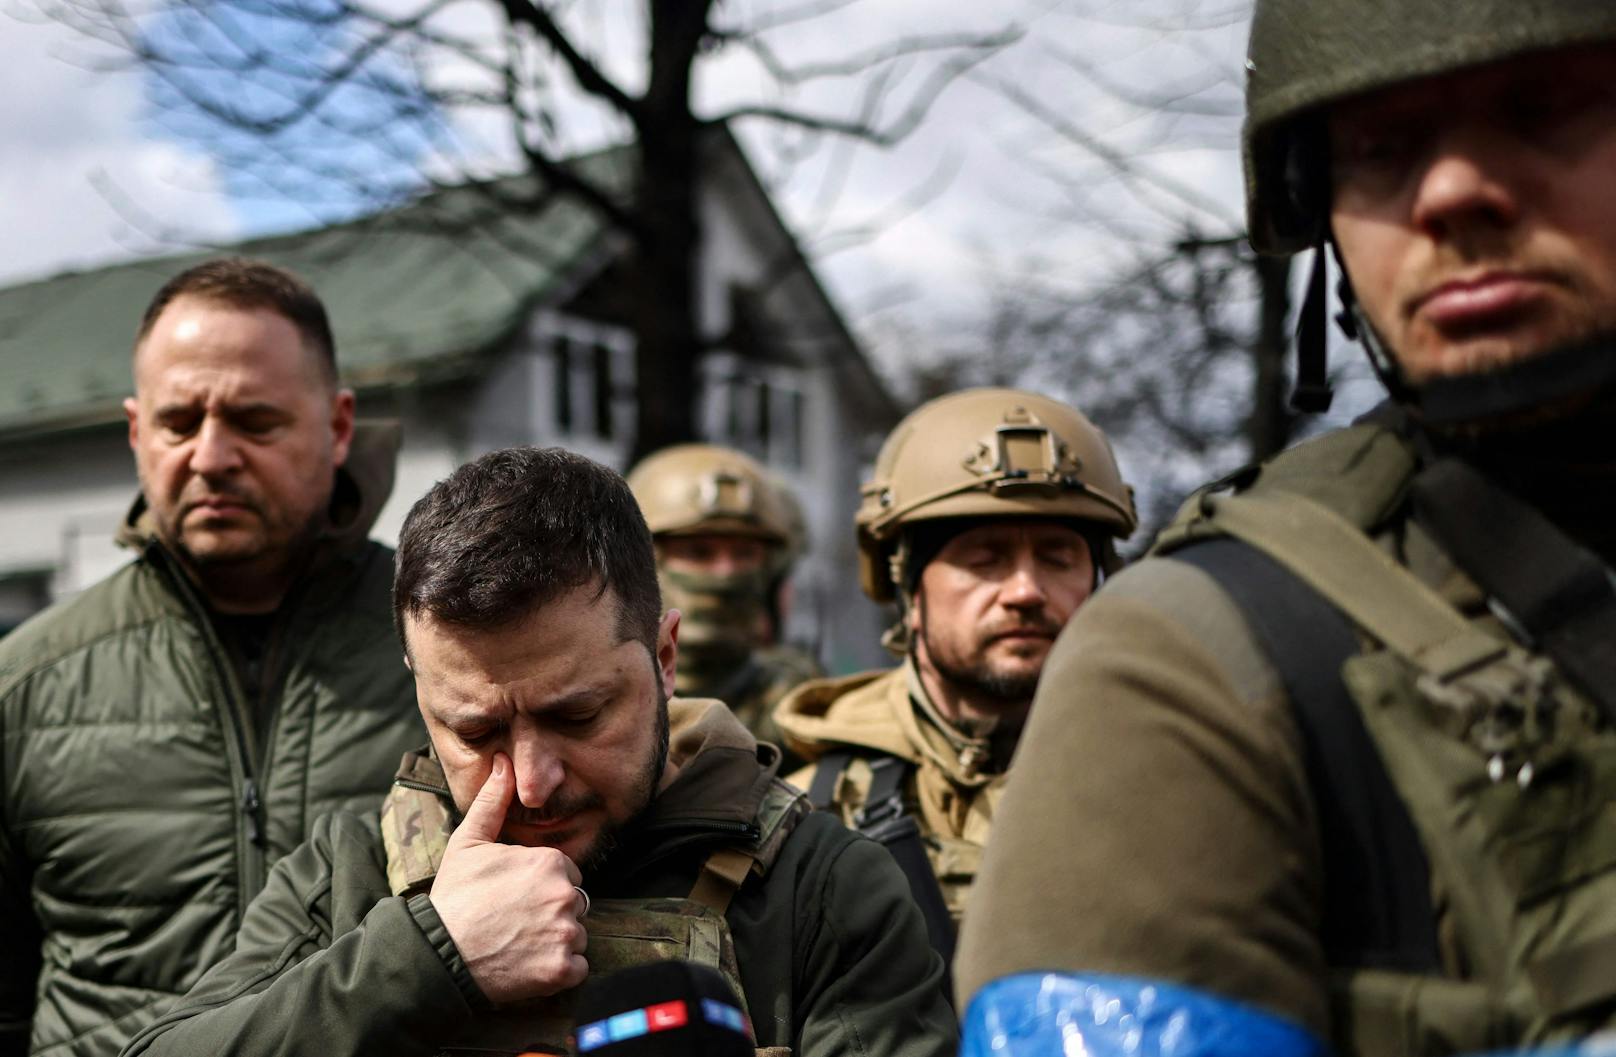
775, 664, 999, 786
115, 417, 401, 558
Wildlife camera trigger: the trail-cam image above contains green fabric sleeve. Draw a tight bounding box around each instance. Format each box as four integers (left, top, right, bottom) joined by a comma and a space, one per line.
796, 835, 958, 1057
952, 561, 1330, 1034
120, 816, 477, 1057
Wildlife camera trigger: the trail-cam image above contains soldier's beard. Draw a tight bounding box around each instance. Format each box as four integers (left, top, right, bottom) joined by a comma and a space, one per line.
575, 686, 671, 880
916, 605, 1049, 710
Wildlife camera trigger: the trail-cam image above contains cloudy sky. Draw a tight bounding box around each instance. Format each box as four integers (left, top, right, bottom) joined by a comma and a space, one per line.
0, 0, 1253, 351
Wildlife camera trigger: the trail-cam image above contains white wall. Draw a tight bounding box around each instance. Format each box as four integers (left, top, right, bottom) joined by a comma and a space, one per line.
0, 427, 139, 601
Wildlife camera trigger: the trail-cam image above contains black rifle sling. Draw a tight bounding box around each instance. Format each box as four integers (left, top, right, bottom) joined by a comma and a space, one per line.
1170, 538, 1442, 972
854, 756, 958, 994
810, 751, 957, 987
1411, 457, 1616, 725
806, 751, 850, 810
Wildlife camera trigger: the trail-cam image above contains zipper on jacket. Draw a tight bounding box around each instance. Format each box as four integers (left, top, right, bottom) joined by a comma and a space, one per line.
241, 778, 265, 847
149, 544, 269, 908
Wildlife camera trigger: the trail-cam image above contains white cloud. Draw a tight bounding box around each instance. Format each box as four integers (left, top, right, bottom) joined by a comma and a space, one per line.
0, 13, 239, 286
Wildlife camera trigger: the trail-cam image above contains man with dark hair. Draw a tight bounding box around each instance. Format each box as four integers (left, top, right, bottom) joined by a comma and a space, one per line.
122, 446, 956, 1057
0, 257, 422, 1056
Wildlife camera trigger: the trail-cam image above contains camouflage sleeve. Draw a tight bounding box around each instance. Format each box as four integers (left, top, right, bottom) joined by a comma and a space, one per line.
122, 812, 483, 1057
953, 557, 1330, 1035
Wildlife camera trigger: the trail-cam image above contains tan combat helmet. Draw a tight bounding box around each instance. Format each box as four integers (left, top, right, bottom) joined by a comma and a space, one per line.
626, 444, 793, 544
857, 387, 1137, 604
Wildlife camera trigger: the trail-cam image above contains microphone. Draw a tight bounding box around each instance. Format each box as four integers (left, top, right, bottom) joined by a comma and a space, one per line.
570, 961, 756, 1056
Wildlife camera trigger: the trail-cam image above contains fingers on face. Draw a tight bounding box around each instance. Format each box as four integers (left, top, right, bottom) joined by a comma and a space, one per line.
453, 753, 514, 845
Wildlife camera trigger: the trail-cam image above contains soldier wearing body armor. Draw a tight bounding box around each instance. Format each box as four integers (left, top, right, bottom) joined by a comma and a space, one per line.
775, 388, 1135, 972
125, 448, 956, 1057
627, 445, 821, 770
957, 5, 1616, 1056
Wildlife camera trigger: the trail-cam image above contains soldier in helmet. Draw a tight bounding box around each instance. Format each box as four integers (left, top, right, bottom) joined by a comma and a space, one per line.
774, 388, 1135, 970
956, 5, 1616, 1056
626, 444, 821, 768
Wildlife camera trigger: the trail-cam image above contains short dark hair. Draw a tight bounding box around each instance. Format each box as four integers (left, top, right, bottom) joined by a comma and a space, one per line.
393, 447, 662, 656
135, 257, 337, 383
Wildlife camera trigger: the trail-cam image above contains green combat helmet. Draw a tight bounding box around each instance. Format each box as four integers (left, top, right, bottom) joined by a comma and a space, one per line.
1242, 0, 1616, 408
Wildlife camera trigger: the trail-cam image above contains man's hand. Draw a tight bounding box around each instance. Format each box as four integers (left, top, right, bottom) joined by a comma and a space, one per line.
430, 754, 589, 1004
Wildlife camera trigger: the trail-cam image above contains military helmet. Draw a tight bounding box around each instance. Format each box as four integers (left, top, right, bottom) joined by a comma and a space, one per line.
1244, 0, 1616, 254
857, 388, 1136, 602
626, 444, 791, 543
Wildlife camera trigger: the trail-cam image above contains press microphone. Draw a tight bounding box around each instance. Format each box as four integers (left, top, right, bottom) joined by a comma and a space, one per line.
570, 960, 755, 1056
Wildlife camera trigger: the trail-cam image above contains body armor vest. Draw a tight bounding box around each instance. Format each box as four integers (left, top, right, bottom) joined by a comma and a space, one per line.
378, 756, 807, 1057
1155, 423, 1616, 1055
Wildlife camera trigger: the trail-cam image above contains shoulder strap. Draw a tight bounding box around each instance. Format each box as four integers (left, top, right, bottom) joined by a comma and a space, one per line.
1170, 538, 1441, 972
687, 779, 812, 915
1206, 491, 1518, 687
851, 756, 958, 998
807, 751, 852, 810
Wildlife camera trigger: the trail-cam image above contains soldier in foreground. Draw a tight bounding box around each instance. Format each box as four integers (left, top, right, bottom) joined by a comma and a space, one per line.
626, 444, 821, 767
775, 388, 1135, 967
0, 258, 421, 1056
123, 447, 955, 1057
957, 4, 1616, 1054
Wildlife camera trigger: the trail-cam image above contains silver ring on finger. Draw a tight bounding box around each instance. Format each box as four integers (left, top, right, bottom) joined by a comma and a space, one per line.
572, 885, 591, 918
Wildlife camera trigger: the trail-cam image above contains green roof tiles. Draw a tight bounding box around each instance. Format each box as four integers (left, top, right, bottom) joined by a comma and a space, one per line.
0, 174, 612, 436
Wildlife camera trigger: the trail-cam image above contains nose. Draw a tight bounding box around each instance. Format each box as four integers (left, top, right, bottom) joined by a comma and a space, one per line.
1000, 557, 1050, 611
510, 733, 565, 810
1410, 126, 1521, 242
189, 416, 243, 479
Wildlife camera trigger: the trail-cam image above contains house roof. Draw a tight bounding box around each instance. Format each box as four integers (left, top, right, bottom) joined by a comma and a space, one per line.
0, 173, 612, 438
0, 133, 896, 439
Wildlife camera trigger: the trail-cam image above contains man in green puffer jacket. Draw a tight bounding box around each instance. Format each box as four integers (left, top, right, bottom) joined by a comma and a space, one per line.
120, 446, 956, 1057
0, 258, 424, 1057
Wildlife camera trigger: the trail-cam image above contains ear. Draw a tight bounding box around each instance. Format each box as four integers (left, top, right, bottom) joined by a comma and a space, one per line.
329, 388, 356, 467
656, 609, 681, 700
124, 397, 140, 452
906, 586, 924, 638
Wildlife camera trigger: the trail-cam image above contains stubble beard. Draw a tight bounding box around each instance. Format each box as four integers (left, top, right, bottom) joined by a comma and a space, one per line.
918, 604, 1042, 708
575, 684, 671, 880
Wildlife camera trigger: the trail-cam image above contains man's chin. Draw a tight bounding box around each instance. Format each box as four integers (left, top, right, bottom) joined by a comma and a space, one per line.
177, 529, 271, 567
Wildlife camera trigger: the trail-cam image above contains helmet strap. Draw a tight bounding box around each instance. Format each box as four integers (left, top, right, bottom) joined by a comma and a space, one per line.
1328, 239, 1420, 407
1290, 245, 1335, 413
881, 536, 917, 657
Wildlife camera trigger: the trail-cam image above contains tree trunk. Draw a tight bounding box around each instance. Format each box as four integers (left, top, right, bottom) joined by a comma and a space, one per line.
627, 0, 713, 464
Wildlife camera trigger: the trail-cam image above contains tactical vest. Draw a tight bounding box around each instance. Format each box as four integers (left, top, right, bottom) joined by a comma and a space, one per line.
1154, 423, 1616, 1055
379, 759, 808, 1057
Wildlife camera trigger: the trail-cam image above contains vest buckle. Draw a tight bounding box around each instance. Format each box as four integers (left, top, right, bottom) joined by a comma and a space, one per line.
1416, 648, 1559, 787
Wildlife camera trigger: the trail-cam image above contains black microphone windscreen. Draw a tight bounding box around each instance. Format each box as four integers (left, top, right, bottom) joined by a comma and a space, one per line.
570, 961, 754, 1056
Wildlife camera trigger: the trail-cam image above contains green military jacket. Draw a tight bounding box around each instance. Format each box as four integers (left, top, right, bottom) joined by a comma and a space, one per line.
777, 665, 1004, 927
955, 422, 1616, 1054
0, 426, 423, 1057
120, 699, 956, 1057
